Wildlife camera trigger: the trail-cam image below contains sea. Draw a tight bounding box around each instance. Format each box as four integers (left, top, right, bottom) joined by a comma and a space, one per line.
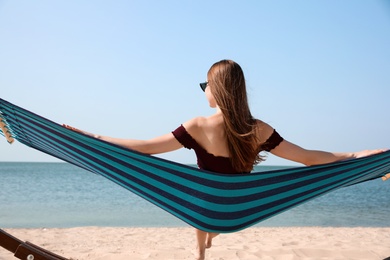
1, 162, 389, 229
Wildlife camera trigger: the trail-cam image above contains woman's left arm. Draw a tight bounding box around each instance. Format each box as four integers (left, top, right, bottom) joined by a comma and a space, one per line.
63, 124, 182, 154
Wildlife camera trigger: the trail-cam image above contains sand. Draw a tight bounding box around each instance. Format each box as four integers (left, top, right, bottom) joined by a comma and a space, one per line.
1, 227, 390, 260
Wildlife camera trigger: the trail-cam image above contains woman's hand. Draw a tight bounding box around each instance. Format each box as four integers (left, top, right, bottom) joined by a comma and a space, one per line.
353, 149, 388, 159
63, 124, 99, 138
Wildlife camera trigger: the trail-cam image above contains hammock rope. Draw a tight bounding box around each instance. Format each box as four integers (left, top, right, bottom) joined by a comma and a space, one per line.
1, 98, 389, 233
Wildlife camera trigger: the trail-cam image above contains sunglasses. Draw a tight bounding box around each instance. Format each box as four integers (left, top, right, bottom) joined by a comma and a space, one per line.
199, 82, 208, 92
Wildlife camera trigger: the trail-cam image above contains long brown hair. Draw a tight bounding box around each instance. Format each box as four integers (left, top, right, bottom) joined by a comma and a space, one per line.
207, 60, 263, 172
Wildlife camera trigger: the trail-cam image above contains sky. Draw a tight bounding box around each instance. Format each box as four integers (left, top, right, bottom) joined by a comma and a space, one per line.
0, 0, 389, 166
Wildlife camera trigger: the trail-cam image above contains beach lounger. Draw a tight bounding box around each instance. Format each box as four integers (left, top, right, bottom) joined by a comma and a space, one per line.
0, 229, 68, 260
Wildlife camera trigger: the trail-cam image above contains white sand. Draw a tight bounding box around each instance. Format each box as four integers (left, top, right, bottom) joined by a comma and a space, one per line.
1, 227, 390, 260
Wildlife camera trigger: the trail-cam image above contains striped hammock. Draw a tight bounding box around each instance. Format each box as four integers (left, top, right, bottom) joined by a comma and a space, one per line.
1, 98, 389, 233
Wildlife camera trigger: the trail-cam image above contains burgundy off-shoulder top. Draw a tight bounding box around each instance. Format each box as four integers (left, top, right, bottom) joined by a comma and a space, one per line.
172, 125, 283, 174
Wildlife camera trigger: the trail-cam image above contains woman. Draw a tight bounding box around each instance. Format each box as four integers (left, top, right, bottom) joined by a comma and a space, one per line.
65, 59, 385, 260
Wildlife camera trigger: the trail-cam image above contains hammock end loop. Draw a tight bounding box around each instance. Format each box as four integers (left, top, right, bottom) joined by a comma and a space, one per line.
0, 117, 14, 144
381, 173, 390, 181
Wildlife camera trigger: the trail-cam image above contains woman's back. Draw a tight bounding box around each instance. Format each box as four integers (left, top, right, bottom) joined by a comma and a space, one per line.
183, 114, 275, 163
183, 113, 230, 158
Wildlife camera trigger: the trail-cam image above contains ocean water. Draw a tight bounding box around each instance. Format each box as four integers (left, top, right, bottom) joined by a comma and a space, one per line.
0, 162, 389, 228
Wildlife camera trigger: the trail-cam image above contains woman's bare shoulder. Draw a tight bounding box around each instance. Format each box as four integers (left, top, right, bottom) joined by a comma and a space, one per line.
254, 119, 275, 143
181, 117, 208, 135
183, 115, 224, 139
183, 117, 205, 128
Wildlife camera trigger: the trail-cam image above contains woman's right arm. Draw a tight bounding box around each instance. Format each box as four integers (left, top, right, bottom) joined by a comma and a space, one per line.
270, 140, 353, 166
259, 123, 385, 166
272, 139, 386, 166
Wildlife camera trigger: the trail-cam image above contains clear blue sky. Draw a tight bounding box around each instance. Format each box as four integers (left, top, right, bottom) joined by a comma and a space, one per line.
1, 1, 389, 166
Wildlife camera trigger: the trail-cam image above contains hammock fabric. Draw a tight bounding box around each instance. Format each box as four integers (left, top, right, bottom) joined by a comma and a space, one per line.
1, 98, 389, 233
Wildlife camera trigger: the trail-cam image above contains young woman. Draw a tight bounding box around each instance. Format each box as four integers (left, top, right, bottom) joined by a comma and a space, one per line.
65, 59, 385, 260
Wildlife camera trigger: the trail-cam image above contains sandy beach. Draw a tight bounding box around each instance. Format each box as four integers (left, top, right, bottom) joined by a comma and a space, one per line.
1, 227, 390, 260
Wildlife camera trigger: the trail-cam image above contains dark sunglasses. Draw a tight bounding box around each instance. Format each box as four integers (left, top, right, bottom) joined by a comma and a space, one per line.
199, 82, 208, 92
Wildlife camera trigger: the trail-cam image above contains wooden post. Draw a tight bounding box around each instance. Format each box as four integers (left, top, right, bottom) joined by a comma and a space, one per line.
0, 229, 69, 260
